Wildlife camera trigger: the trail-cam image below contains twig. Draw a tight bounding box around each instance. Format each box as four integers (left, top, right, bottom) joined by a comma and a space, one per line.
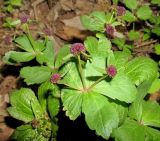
135, 40, 157, 48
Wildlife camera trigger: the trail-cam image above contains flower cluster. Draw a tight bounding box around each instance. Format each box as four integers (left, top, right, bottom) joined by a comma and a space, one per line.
50, 73, 61, 84
117, 6, 126, 16
70, 43, 86, 55
4, 35, 12, 45
20, 14, 28, 24
105, 25, 115, 38
106, 65, 117, 78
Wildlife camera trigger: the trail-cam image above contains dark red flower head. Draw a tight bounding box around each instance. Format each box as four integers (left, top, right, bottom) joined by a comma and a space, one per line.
105, 25, 115, 37
106, 65, 117, 78
4, 36, 12, 45
20, 14, 28, 24
50, 73, 61, 84
117, 6, 126, 16
70, 43, 86, 55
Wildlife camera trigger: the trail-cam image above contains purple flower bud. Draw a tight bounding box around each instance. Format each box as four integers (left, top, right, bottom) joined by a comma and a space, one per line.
50, 73, 61, 84
4, 36, 12, 45
117, 6, 126, 16
106, 65, 117, 78
105, 25, 115, 37
70, 43, 86, 55
20, 14, 28, 24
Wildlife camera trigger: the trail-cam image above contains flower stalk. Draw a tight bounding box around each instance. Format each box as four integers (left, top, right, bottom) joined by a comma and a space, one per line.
77, 55, 86, 89
88, 75, 107, 90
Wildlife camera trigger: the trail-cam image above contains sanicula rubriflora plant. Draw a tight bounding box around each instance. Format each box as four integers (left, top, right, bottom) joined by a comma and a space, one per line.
2, 1, 160, 141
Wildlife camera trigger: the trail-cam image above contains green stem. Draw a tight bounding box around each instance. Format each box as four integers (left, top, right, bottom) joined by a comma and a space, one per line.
109, 12, 114, 23
77, 55, 86, 89
81, 52, 91, 59
88, 75, 107, 90
133, 23, 135, 31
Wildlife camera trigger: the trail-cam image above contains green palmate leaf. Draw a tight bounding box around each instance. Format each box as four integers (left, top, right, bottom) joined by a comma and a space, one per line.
84, 57, 107, 88
129, 80, 153, 122
125, 57, 158, 85
11, 125, 48, 141
81, 11, 106, 32
141, 100, 160, 127
47, 95, 60, 119
3, 51, 17, 65
136, 6, 152, 20
97, 37, 112, 57
84, 36, 98, 56
5, 5, 14, 13
149, 16, 160, 26
148, 78, 160, 93
145, 126, 160, 141
9, 51, 35, 62
31, 101, 43, 119
124, 0, 138, 10
84, 36, 111, 57
151, 0, 160, 4
149, 15, 160, 25
143, 33, 150, 41
3, 17, 20, 28
107, 51, 131, 72
111, 101, 128, 125
61, 89, 83, 120
128, 30, 140, 40
122, 10, 137, 22
112, 38, 125, 50
11, 0, 22, 6
84, 57, 105, 84
82, 92, 119, 139
27, 34, 45, 52
54, 44, 70, 68
152, 26, 160, 36
113, 118, 145, 141
14, 35, 34, 52
7, 88, 42, 122
20, 66, 52, 85
38, 81, 60, 112
59, 61, 83, 90
51, 120, 59, 139
36, 40, 54, 67
93, 74, 137, 103
154, 44, 160, 55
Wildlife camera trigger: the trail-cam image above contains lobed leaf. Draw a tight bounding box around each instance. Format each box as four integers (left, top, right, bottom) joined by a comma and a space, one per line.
8, 88, 43, 122
122, 10, 137, 22
136, 6, 152, 20
93, 74, 137, 103
11, 125, 48, 141
54, 44, 71, 68
125, 57, 158, 85
141, 100, 160, 127
82, 92, 119, 139
113, 118, 145, 141
61, 89, 83, 120
81, 11, 106, 32
14, 35, 34, 52
10, 51, 35, 62
36, 40, 54, 67
20, 66, 52, 85
123, 0, 138, 10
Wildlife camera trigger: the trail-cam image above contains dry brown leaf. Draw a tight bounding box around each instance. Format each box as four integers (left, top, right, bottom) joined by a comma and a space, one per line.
60, 0, 74, 11
62, 16, 85, 30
